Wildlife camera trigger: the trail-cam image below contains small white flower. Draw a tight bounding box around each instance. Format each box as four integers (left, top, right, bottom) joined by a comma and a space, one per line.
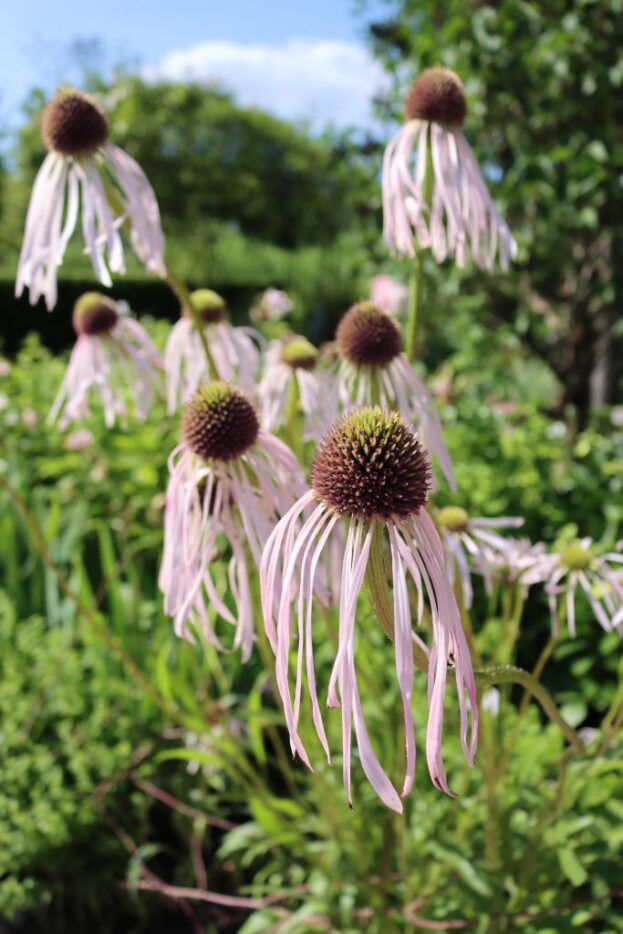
543, 538, 623, 637
251, 288, 294, 323
482, 688, 500, 717
437, 507, 525, 609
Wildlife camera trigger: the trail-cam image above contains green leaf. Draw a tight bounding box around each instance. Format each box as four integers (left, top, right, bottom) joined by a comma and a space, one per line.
557, 847, 588, 887
428, 843, 492, 897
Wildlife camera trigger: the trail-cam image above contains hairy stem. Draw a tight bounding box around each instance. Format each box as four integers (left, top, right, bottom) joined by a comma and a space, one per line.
364, 522, 428, 673
163, 268, 218, 374
102, 173, 217, 374
405, 127, 433, 362
405, 250, 424, 362
476, 665, 583, 753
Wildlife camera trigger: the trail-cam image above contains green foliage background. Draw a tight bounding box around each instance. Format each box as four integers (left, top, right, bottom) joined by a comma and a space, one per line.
1, 322, 622, 931
0, 0, 622, 930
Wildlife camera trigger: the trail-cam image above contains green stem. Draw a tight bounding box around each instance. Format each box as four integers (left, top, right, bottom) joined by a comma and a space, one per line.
405, 250, 424, 363
102, 173, 216, 375
364, 522, 428, 673
518, 634, 557, 716
283, 373, 301, 456
405, 126, 433, 362
476, 665, 583, 753
498, 633, 559, 776
163, 268, 218, 374
597, 678, 623, 754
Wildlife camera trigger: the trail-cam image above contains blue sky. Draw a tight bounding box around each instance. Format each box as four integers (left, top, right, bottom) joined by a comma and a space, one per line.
2, 0, 390, 131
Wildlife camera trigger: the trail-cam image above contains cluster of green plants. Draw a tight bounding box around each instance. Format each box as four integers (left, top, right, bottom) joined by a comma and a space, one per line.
1, 331, 622, 932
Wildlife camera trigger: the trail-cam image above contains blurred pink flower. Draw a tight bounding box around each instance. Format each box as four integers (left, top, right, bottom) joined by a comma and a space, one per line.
49, 293, 163, 428
63, 429, 95, 451
543, 538, 623, 637
370, 275, 409, 315
259, 337, 337, 442
437, 507, 525, 609
251, 288, 294, 323
21, 408, 39, 428
164, 289, 261, 413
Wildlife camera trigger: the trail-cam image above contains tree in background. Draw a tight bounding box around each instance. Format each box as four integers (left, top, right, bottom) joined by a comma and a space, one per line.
0, 71, 380, 328
7, 75, 378, 255
363, 0, 623, 423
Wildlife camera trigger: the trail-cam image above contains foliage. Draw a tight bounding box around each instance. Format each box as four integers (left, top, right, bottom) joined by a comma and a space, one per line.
1, 5, 623, 927
1, 332, 622, 930
1, 76, 377, 277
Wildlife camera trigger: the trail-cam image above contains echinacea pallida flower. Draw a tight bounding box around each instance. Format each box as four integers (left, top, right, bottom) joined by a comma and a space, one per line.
370, 274, 409, 315
250, 287, 294, 323
336, 301, 455, 488
16, 88, 165, 311
48, 292, 163, 428
164, 289, 261, 412
437, 506, 525, 609
542, 538, 623, 637
261, 408, 477, 812
159, 382, 306, 660
259, 336, 337, 442
382, 67, 517, 270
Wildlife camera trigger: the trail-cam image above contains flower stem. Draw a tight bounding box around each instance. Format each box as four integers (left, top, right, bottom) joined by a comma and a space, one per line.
405, 127, 433, 363
476, 665, 583, 753
101, 172, 217, 375
284, 373, 301, 456
163, 268, 218, 375
364, 522, 428, 673
405, 250, 424, 363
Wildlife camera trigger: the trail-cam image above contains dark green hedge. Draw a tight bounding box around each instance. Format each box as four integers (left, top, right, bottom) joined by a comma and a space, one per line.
1, 277, 357, 355
2, 278, 267, 355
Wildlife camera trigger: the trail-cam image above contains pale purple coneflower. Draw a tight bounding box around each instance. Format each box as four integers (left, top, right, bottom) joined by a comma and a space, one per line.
436, 507, 525, 609
63, 428, 95, 451
483, 537, 553, 596
382, 67, 517, 270
21, 408, 39, 428
259, 337, 337, 442
159, 382, 306, 660
164, 289, 261, 412
48, 292, 163, 428
16, 88, 165, 311
261, 407, 478, 812
335, 301, 455, 488
370, 274, 409, 315
542, 538, 623, 637
250, 287, 294, 323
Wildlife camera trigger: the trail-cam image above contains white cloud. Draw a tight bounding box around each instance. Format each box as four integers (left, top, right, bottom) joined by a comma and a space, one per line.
145, 38, 386, 129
